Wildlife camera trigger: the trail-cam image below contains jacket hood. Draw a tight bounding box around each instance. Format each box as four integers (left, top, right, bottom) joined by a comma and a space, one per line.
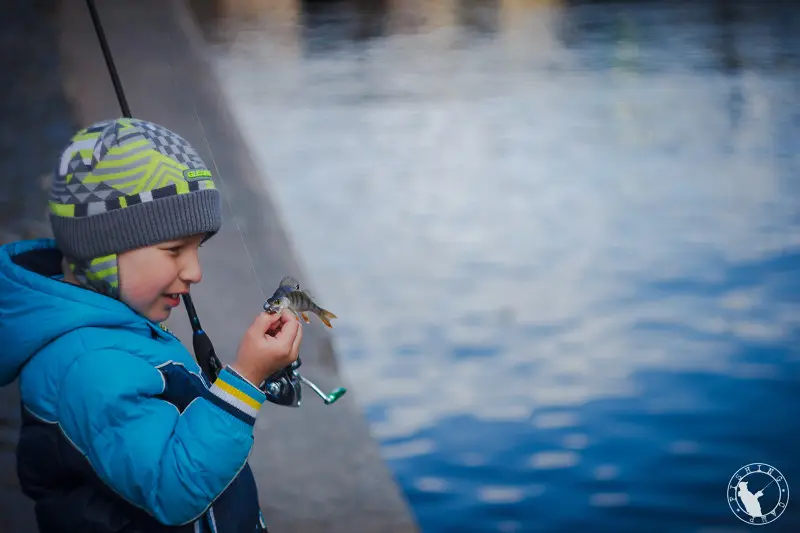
0, 238, 151, 386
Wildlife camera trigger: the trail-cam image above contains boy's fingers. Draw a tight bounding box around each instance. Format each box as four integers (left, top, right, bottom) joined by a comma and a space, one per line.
289, 322, 303, 360
257, 311, 283, 332
274, 314, 300, 345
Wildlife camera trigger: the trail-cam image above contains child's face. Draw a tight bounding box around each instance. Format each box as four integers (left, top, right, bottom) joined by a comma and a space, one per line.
118, 234, 206, 322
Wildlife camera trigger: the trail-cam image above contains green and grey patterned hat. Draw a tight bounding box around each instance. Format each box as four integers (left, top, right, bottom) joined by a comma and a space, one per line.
49, 117, 222, 298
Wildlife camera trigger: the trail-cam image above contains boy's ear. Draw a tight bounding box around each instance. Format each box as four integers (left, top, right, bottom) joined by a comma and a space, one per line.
61, 256, 79, 284
61, 257, 72, 281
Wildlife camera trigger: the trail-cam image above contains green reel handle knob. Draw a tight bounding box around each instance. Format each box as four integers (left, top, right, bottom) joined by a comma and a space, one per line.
324, 387, 347, 405
298, 375, 347, 406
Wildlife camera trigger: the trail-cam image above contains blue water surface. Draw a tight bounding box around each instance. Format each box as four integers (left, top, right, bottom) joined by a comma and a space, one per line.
191, 1, 800, 531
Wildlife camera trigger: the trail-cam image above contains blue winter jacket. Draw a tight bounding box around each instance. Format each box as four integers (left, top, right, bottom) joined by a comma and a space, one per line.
0, 238, 269, 533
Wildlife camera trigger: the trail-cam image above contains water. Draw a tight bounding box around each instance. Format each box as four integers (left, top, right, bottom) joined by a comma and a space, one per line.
188, 1, 800, 531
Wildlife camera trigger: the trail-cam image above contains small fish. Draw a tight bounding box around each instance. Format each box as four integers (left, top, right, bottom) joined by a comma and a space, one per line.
263, 276, 337, 328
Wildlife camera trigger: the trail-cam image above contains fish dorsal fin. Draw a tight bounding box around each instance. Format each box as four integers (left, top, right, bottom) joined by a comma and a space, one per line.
279, 275, 301, 290
302, 288, 314, 300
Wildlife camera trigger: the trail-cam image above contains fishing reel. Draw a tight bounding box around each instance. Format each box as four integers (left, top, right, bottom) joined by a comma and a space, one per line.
259, 357, 347, 407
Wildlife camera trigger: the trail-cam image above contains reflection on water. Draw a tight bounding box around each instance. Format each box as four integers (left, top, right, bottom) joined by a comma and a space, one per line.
189, 1, 800, 531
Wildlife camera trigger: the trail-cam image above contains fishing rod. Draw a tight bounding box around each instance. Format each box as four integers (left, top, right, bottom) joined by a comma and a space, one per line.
86, 0, 344, 407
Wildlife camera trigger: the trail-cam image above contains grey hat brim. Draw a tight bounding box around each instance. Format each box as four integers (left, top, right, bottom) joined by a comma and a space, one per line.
51, 188, 222, 261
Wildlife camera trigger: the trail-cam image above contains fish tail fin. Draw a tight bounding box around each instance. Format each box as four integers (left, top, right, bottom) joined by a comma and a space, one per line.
317, 308, 337, 328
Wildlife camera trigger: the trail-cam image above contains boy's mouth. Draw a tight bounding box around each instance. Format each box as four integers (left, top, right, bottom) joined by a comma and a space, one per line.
163, 293, 183, 306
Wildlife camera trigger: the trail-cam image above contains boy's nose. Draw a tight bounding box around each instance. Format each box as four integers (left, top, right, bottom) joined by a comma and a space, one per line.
180, 252, 203, 284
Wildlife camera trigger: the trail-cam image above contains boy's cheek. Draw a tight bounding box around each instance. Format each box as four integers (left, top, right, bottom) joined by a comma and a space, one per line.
119, 285, 157, 311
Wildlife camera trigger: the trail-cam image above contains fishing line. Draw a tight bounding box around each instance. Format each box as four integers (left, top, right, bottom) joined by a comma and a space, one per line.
184, 98, 267, 301
85, 0, 232, 381
86, 0, 265, 300
757, 477, 777, 494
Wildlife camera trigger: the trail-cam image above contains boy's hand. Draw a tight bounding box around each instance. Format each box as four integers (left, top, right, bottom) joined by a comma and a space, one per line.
231, 310, 302, 386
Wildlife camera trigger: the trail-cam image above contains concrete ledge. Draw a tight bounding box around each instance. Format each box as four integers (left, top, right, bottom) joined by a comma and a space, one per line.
0, 0, 81, 530
54, 0, 419, 531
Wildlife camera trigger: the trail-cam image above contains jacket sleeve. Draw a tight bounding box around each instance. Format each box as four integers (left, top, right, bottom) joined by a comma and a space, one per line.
57, 349, 266, 526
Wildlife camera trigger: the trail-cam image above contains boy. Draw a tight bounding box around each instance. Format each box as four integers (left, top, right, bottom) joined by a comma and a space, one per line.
0, 118, 301, 532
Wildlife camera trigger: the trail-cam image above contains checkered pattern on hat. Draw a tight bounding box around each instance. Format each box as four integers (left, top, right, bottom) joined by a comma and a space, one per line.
49, 118, 216, 219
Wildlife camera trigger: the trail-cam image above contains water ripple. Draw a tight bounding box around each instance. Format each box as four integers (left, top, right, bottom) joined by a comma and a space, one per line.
590, 492, 630, 508
413, 477, 448, 493
476, 486, 526, 504
528, 451, 580, 470
593, 465, 620, 481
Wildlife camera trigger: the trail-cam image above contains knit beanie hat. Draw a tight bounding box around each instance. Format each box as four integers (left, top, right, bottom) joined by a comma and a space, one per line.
49, 117, 222, 298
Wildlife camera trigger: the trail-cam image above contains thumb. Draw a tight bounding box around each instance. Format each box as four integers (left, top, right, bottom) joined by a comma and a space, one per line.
255, 311, 282, 332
